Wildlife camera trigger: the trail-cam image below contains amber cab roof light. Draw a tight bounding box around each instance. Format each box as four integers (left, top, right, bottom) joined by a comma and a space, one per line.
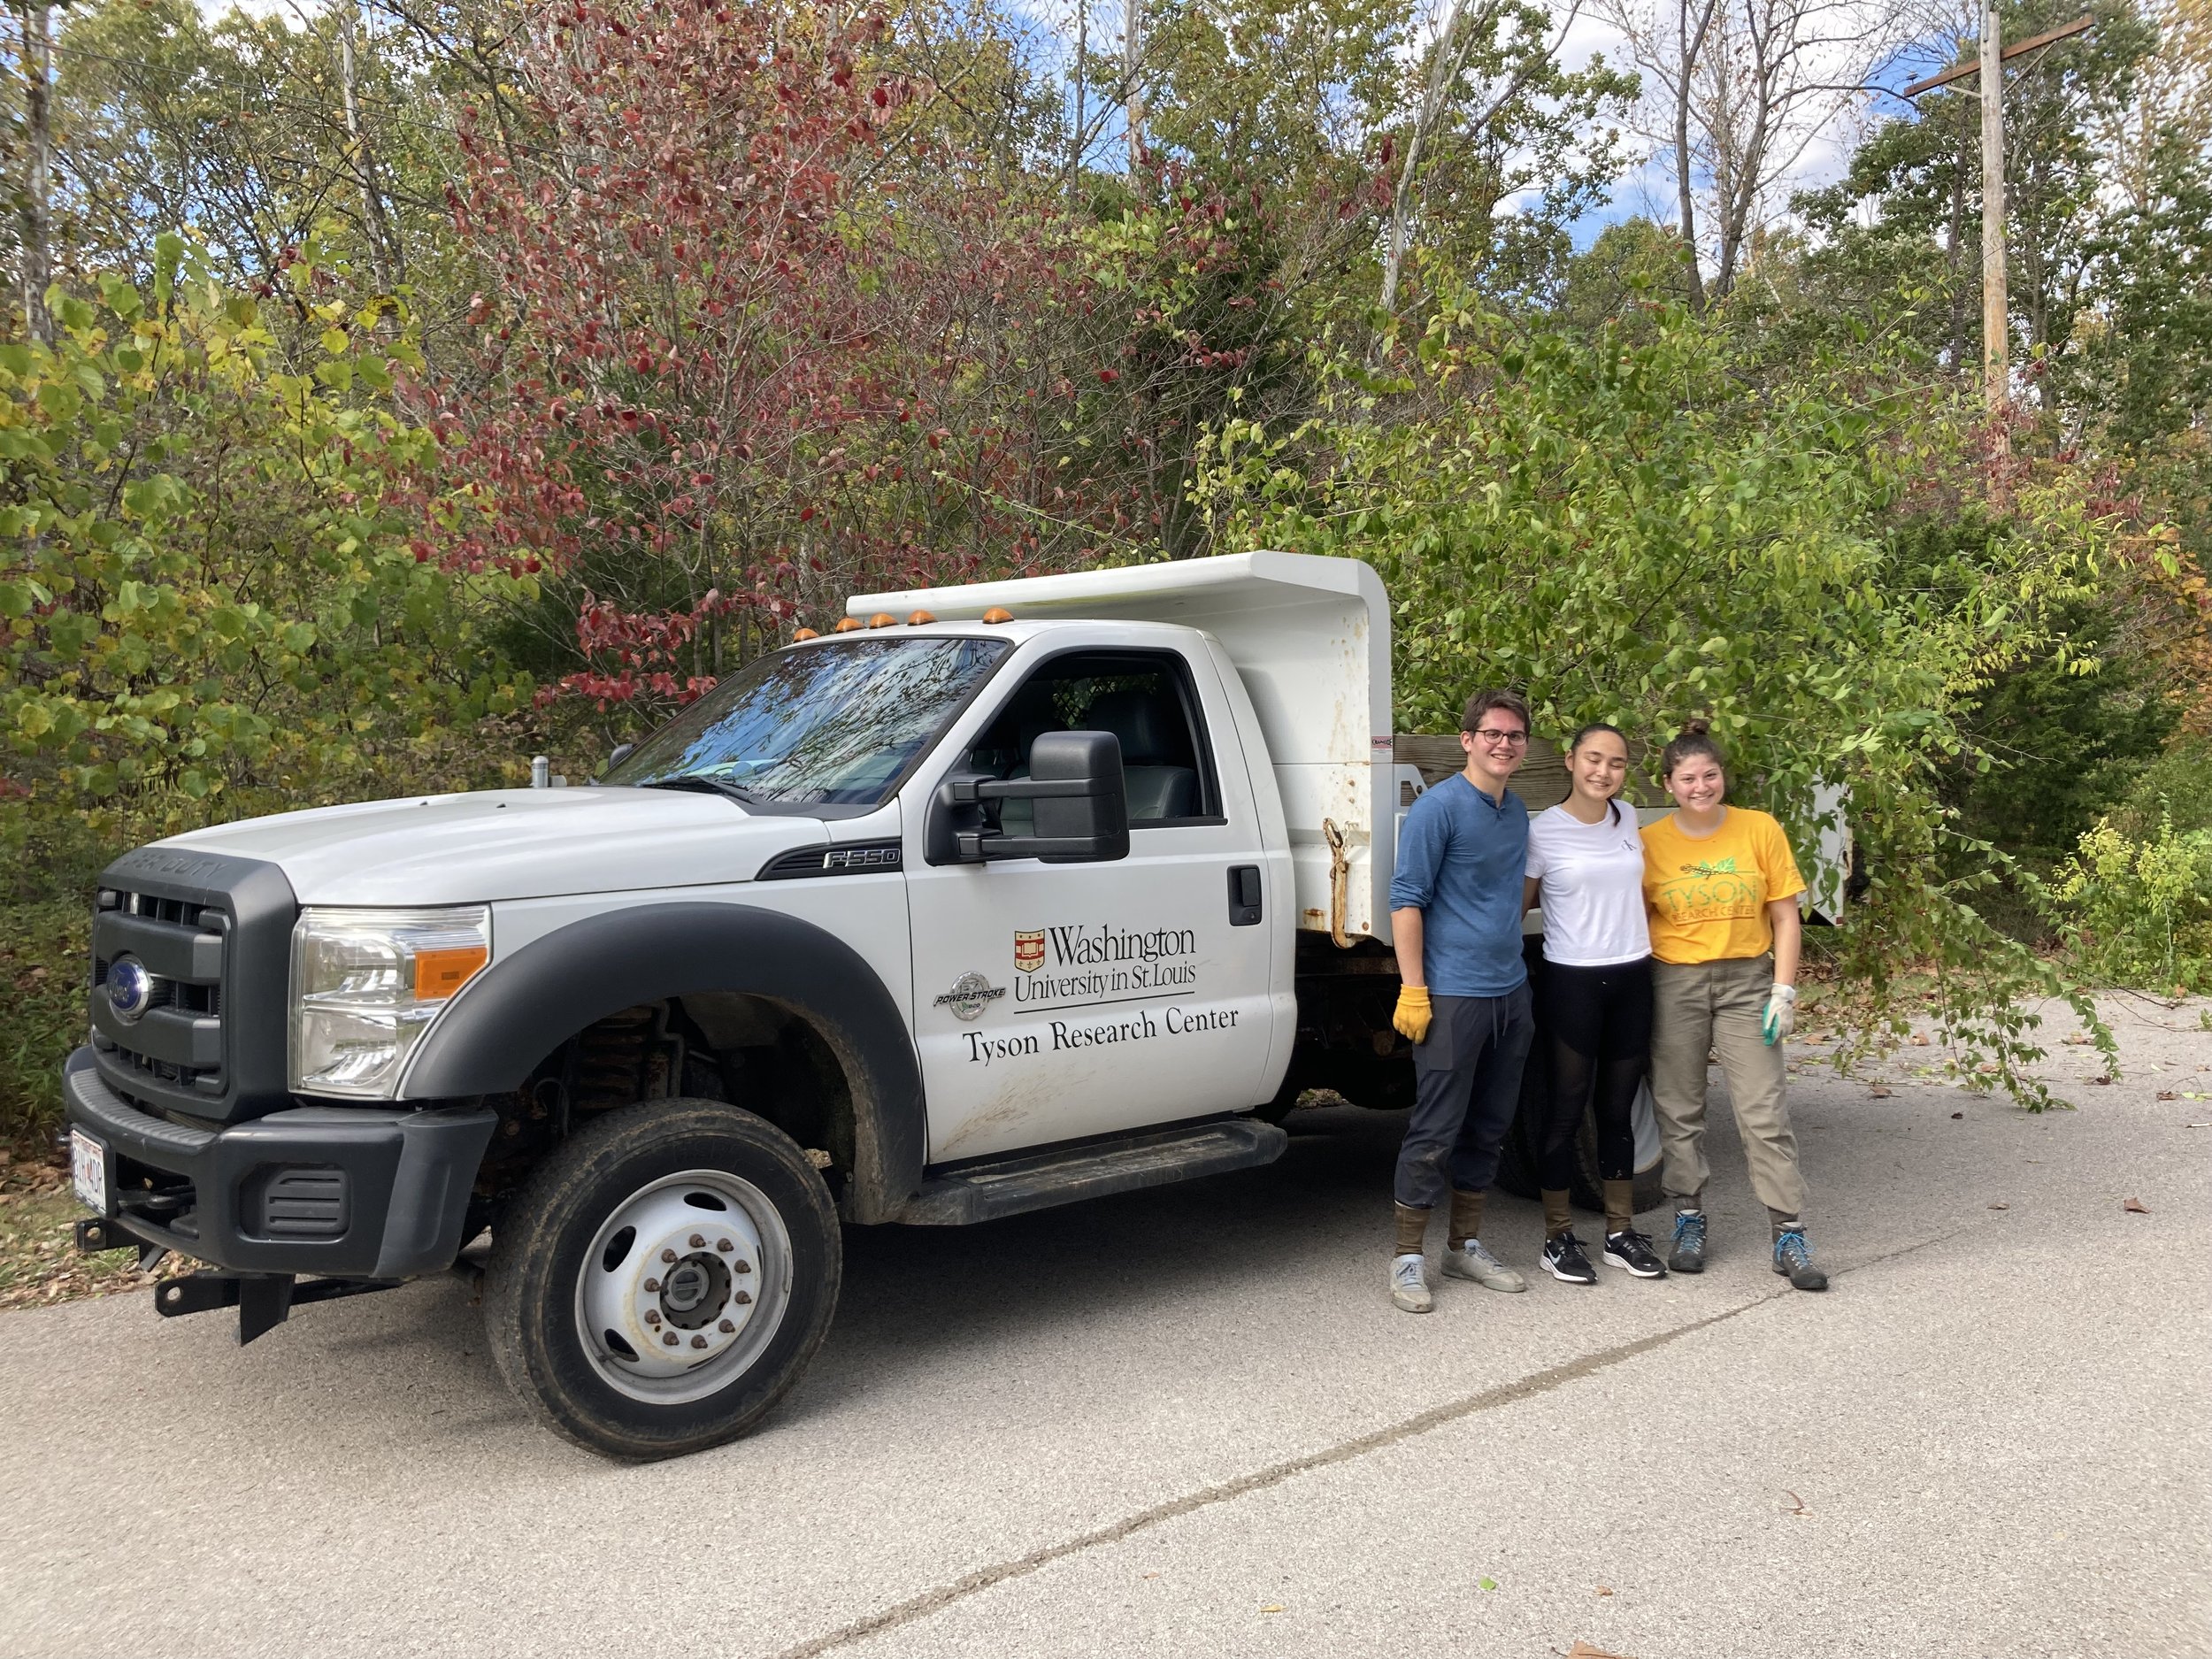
833, 617, 864, 633
907, 611, 936, 626
867, 612, 897, 628
981, 607, 1014, 624
791, 627, 820, 641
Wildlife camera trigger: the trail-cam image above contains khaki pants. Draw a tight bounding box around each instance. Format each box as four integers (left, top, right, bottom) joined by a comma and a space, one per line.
1648, 954, 1805, 1218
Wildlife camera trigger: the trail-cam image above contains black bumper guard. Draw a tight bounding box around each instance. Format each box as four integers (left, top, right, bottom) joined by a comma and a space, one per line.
62, 1047, 497, 1285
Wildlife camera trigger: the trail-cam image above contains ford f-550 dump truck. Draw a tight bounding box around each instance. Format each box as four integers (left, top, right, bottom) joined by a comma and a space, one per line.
65, 552, 1724, 1460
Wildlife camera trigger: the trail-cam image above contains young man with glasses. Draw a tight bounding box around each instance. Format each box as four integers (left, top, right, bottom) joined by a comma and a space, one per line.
1384, 689, 1538, 1312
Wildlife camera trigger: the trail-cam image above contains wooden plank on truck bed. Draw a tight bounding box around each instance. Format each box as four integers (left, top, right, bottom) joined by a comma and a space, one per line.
1394, 733, 1566, 809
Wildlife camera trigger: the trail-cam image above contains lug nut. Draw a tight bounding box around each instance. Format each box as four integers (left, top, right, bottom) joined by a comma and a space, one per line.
663, 1332, 679, 1346
733, 1289, 753, 1305
715, 1239, 733, 1253
643, 1277, 660, 1293
733, 1261, 752, 1275
691, 1334, 708, 1348
718, 1319, 735, 1333
660, 1248, 678, 1263
643, 1310, 661, 1325
688, 1233, 705, 1248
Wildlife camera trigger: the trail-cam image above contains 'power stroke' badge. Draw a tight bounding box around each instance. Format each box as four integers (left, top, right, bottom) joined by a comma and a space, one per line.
933, 973, 1006, 1022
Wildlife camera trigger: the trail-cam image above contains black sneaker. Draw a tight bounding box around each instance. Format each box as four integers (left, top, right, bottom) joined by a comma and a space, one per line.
1669, 1210, 1707, 1273
1603, 1228, 1667, 1278
1542, 1231, 1598, 1284
1772, 1228, 1829, 1291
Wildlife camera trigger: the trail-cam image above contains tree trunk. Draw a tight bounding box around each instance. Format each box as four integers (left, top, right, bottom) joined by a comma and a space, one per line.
1124, 0, 1141, 172
19, 0, 53, 347
338, 4, 402, 293
1673, 0, 1719, 310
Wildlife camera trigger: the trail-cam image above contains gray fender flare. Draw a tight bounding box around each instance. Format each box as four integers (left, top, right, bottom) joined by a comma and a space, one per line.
402, 903, 924, 1222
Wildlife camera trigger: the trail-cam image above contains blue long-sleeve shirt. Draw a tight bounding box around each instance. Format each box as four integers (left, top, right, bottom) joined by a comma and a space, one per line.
1389, 773, 1530, 997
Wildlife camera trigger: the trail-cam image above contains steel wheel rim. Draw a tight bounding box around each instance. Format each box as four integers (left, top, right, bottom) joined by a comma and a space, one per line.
574, 1168, 795, 1405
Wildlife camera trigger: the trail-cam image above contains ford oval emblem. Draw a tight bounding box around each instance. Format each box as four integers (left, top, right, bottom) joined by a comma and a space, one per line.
107, 956, 156, 1023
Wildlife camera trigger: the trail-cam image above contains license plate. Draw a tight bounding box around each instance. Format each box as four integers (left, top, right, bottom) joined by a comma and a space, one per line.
70, 1128, 109, 1215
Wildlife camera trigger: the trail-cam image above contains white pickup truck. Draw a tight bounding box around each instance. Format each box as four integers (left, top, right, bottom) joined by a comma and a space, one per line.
65, 552, 1801, 1459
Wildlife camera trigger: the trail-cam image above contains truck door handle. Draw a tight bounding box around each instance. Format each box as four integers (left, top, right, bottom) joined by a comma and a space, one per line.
1228, 865, 1263, 926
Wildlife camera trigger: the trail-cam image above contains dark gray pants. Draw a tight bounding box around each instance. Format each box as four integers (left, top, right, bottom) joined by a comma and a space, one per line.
1394, 984, 1535, 1209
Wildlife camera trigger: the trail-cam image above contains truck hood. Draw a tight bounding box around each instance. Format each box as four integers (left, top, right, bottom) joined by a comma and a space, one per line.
158, 788, 827, 904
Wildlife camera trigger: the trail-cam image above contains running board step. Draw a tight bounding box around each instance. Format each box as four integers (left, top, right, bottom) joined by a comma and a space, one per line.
898, 1118, 1288, 1226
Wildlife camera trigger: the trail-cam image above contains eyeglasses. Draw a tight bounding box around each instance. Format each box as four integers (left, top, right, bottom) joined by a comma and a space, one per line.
1471, 729, 1529, 747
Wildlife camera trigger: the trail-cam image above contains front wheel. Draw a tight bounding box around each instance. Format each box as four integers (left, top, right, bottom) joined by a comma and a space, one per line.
483, 1100, 841, 1461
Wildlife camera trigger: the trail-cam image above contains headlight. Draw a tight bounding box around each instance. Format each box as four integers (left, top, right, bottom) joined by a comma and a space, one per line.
289, 906, 491, 1098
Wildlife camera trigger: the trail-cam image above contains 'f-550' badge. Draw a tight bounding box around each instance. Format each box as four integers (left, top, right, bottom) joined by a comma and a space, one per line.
934, 972, 1005, 1022
1013, 930, 1046, 972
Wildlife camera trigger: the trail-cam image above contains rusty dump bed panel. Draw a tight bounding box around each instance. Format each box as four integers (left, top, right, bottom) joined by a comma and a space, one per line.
849, 552, 1397, 946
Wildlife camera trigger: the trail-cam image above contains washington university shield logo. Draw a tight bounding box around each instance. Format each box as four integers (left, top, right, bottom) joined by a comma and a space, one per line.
1013, 930, 1046, 972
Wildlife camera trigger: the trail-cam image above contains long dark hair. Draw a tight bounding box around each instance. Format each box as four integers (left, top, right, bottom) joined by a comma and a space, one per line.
1660, 718, 1725, 780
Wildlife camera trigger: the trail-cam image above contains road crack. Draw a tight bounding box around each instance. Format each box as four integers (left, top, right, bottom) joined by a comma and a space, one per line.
772, 1229, 1955, 1659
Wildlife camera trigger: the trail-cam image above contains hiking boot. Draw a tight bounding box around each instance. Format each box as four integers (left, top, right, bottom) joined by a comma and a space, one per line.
1541, 1231, 1598, 1285
1772, 1228, 1829, 1291
1441, 1238, 1526, 1293
1603, 1228, 1668, 1279
1390, 1252, 1433, 1313
1669, 1210, 1708, 1274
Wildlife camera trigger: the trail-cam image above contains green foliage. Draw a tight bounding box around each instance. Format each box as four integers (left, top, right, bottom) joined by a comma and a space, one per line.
1200, 288, 2119, 1102
0, 902, 88, 1152
1943, 598, 2178, 866
2041, 810, 2212, 991
0, 237, 533, 848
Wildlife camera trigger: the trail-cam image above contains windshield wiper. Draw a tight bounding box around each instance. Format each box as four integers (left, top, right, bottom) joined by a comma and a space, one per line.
635, 776, 765, 806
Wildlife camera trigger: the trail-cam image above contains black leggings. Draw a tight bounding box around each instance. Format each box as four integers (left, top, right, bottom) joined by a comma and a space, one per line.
1538, 956, 1652, 1191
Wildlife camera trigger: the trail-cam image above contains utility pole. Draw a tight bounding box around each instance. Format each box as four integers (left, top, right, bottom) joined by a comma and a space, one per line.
1903, 12, 2094, 450
1124, 0, 1141, 173
1978, 3, 2006, 423
19, 0, 54, 348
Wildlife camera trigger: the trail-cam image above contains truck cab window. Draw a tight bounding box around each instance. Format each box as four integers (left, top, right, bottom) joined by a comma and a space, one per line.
972, 651, 1217, 828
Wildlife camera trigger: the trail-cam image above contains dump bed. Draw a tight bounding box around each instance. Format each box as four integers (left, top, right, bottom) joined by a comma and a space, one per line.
849, 552, 1397, 946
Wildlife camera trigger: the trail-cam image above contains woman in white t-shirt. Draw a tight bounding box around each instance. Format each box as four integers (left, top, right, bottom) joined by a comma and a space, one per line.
1521, 724, 1666, 1284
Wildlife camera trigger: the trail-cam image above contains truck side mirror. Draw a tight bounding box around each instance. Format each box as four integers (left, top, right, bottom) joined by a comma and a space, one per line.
607, 742, 636, 771
926, 730, 1131, 866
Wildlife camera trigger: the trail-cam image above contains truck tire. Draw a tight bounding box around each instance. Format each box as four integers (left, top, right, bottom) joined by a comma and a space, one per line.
482, 1099, 841, 1462
1494, 1048, 1666, 1217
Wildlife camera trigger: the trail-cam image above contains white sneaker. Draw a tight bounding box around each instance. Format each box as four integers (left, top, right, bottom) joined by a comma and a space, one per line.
1390, 1252, 1433, 1312
1441, 1238, 1526, 1293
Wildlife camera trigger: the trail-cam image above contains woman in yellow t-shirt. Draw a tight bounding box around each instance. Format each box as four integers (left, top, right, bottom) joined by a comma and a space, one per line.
1641, 719, 1827, 1291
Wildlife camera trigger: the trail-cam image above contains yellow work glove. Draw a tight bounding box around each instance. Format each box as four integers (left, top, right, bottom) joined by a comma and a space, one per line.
1393, 985, 1432, 1045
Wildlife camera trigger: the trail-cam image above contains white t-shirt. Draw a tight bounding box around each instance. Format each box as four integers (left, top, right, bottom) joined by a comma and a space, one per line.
1525, 802, 1652, 966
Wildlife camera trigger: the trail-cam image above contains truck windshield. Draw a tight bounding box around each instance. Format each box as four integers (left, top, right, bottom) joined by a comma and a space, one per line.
603, 636, 1009, 809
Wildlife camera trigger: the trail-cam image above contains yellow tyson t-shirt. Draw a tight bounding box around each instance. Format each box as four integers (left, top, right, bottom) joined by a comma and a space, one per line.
1641, 807, 1806, 965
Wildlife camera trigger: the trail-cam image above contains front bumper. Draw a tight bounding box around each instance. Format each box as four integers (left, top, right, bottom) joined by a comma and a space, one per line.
62, 1047, 496, 1279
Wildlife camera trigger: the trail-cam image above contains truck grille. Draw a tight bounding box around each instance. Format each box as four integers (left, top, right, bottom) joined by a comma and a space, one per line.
88, 848, 297, 1124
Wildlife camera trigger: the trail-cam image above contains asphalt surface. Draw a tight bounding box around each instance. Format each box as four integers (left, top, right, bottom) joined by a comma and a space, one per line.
3, 998, 2207, 1659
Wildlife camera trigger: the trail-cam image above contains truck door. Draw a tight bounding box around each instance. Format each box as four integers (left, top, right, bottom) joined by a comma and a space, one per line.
902, 642, 1276, 1164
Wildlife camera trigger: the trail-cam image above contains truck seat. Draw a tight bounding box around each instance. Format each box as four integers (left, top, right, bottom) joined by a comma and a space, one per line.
996, 687, 1198, 833
1086, 688, 1198, 822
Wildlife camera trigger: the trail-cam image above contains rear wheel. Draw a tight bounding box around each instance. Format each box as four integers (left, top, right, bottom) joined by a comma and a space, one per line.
483, 1099, 841, 1461
1495, 1047, 1665, 1217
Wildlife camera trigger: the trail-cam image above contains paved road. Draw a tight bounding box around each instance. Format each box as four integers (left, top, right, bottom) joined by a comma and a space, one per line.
4, 1003, 2207, 1659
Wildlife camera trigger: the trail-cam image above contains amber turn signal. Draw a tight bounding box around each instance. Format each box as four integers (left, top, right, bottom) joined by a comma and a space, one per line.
981, 607, 1014, 624
414, 944, 488, 1002
907, 611, 936, 626
833, 618, 864, 633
